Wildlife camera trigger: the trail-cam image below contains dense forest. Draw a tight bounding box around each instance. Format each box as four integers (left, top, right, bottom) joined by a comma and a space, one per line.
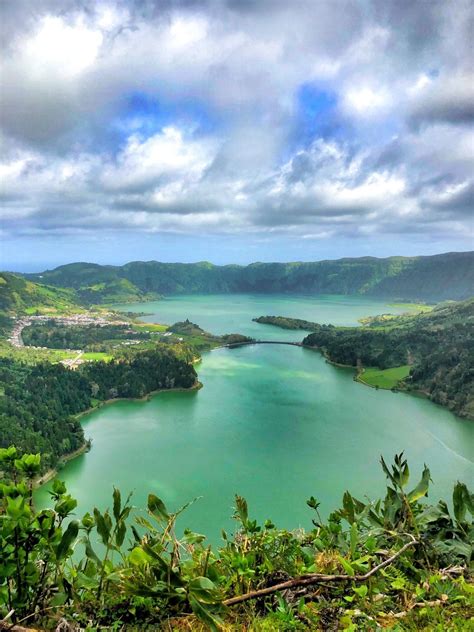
1, 451, 472, 631
169, 319, 253, 352
254, 315, 321, 330
301, 300, 474, 418
81, 345, 197, 400
24, 251, 474, 304
0, 346, 197, 471
22, 322, 151, 350
0, 359, 87, 469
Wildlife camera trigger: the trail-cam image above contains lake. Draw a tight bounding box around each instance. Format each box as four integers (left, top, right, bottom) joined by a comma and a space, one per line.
35, 295, 474, 543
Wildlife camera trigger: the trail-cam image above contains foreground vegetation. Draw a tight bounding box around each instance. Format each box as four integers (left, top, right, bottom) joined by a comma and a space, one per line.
0, 451, 472, 630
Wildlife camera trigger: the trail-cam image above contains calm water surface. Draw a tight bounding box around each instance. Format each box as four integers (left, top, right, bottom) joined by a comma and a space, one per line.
36, 295, 474, 542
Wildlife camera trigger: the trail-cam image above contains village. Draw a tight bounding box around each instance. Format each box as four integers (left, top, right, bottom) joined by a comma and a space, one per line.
7, 313, 183, 369
7, 313, 129, 349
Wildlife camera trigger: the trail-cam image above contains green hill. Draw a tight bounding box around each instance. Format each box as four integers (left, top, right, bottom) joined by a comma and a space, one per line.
26, 263, 160, 304
0, 272, 79, 314
301, 299, 474, 418
24, 251, 474, 303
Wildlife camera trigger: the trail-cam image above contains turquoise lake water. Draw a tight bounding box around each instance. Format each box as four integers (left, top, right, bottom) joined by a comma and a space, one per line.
35, 295, 473, 543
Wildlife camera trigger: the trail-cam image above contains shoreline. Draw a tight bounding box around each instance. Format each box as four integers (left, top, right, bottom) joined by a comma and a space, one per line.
295, 344, 473, 420
34, 380, 203, 490
75, 379, 203, 420
34, 442, 91, 489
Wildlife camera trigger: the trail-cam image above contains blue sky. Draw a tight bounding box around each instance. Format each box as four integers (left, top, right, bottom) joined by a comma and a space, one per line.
1, 0, 473, 271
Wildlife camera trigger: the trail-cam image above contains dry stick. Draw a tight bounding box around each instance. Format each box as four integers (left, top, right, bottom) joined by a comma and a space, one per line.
0, 604, 74, 632
0, 623, 38, 632
391, 598, 447, 619
223, 536, 418, 607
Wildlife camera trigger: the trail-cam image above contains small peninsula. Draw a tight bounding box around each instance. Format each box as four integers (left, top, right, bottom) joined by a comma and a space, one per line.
255, 299, 474, 419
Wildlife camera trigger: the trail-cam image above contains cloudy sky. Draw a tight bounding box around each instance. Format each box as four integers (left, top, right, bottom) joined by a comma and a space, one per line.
1, 0, 473, 270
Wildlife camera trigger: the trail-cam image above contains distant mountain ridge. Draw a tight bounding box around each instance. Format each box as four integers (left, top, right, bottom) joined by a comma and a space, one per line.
22, 251, 474, 304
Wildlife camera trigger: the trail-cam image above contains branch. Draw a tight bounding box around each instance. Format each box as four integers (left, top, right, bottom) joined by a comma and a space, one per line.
223, 535, 417, 606
390, 597, 449, 619
0, 623, 39, 632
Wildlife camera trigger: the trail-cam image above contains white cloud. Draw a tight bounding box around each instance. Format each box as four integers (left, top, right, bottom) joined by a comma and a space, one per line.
343, 86, 391, 117
0, 0, 472, 247
101, 126, 217, 192
22, 15, 103, 79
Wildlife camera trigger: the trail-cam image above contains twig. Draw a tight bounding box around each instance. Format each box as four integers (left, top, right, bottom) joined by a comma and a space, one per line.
0, 623, 39, 632
1, 603, 74, 631
223, 535, 417, 606
390, 598, 448, 619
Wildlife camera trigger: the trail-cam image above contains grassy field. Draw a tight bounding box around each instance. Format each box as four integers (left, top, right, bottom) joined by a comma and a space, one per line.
132, 322, 168, 332
82, 352, 113, 362
23, 305, 85, 316
358, 365, 411, 389
0, 342, 75, 365
388, 302, 433, 313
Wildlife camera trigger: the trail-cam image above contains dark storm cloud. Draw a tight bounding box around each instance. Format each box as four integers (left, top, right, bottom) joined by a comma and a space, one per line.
408, 76, 474, 128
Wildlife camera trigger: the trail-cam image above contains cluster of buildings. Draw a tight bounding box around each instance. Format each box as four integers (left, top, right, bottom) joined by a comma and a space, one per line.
7, 313, 129, 348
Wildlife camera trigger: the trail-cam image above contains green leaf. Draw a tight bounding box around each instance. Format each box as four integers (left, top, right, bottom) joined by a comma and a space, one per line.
342, 492, 355, 524
453, 482, 474, 522
81, 512, 95, 530
188, 576, 220, 603
188, 595, 223, 632
234, 495, 248, 526
15, 453, 41, 476
307, 496, 321, 511
380, 455, 398, 488
391, 577, 406, 590
6, 495, 27, 519
76, 571, 98, 590
113, 488, 121, 522
400, 461, 410, 488
85, 541, 101, 565
55, 494, 77, 518
183, 529, 206, 545
52, 479, 67, 496
94, 508, 111, 545
131, 525, 141, 543
56, 520, 79, 560
147, 494, 169, 521
349, 522, 358, 558
0, 446, 17, 463
353, 584, 368, 598
338, 556, 355, 576
116, 520, 127, 548
129, 547, 151, 566
408, 465, 431, 503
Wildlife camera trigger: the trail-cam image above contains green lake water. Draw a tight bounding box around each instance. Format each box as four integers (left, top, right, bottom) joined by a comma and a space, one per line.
35, 295, 474, 543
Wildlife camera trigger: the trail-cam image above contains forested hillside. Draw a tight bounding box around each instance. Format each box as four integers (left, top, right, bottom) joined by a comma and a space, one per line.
24, 251, 474, 303
0, 347, 197, 471
302, 299, 474, 418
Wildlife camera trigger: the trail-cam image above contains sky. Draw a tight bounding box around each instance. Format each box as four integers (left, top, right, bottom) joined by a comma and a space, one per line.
0, 0, 473, 271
